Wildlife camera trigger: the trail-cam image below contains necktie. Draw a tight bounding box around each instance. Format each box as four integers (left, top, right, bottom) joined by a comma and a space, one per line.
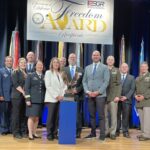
121, 74, 125, 84
70, 66, 75, 79
29, 64, 32, 72
93, 64, 97, 76
8, 69, 12, 74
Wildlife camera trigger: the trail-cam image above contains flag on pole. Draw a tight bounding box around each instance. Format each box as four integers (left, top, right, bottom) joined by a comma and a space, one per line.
58, 41, 64, 58
101, 44, 105, 64
75, 43, 84, 67
35, 41, 44, 61
139, 38, 144, 64
75, 43, 80, 67
132, 38, 144, 127
9, 29, 20, 69
119, 35, 125, 66
0, 30, 7, 68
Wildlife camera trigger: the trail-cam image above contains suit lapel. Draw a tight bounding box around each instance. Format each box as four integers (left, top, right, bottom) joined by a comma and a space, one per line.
53, 72, 61, 86
89, 64, 93, 75
5, 68, 10, 75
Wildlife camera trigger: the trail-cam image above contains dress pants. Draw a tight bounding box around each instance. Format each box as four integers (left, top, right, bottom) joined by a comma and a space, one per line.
76, 100, 83, 135
12, 97, 27, 136
88, 97, 106, 138
0, 101, 11, 133
138, 107, 150, 138
117, 102, 131, 134
105, 101, 118, 135
46, 102, 59, 137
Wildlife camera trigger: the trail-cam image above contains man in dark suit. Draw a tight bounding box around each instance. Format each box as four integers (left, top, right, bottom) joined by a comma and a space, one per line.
26, 51, 35, 73
0, 56, 13, 135
63, 53, 84, 138
116, 63, 135, 138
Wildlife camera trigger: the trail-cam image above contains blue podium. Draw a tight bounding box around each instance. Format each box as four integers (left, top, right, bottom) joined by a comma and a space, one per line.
58, 101, 77, 144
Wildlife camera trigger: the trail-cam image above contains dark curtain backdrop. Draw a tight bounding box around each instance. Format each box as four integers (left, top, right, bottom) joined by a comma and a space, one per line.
1, 0, 150, 69
0, 0, 150, 126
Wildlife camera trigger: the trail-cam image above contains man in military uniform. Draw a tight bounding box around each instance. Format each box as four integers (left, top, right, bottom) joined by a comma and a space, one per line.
63, 53, 84, 138
135, 62, 150, 141
0, 56, 13, 135
105, 56, 121, 140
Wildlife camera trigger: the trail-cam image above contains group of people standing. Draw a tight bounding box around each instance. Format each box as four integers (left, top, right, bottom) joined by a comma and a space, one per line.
0, 50, 150, 142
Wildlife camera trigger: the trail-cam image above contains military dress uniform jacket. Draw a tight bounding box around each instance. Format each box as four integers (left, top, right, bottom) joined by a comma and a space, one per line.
25, 72, 45, 104
0, 67, 12, 101
106, 67, 121, 102
135, 72, 150, 108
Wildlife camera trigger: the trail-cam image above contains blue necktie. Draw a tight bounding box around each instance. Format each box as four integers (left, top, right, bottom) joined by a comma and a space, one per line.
93, 64, 97, 76
29, 64, 32, 72
71, 66, 75, 79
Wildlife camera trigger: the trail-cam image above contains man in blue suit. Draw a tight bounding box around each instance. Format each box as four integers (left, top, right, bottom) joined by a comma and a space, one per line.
0, 56, 13, 135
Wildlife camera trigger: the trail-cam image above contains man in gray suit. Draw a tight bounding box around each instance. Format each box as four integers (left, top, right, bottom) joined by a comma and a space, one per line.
82, 50, 110, 141
116, 63, 135, 138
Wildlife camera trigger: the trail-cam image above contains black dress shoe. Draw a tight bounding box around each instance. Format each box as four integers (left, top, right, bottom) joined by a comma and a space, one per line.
14, 134, 22, 139
84, 134, 96, 139
137, 135, 142, 139
22, 134, 28, 138
54, 134, 58, 139
47, 135, 54, 141
123, 133, 130, 138
116, 132, 120, 137
29, 136, 34, 140
105, 134, 110, 138
33, 134, 41, 138
76, 132, 81, 138
99, 136, 105, 141
139, 136, 150, 141
1, 132, 8, 135
110, 134, 116, 140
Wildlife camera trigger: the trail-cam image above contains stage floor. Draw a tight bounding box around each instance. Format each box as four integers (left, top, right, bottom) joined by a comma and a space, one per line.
0, 128, 150, 150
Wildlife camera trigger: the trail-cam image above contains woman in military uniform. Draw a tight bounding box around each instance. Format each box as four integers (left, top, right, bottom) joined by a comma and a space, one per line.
25, 60, 45, 140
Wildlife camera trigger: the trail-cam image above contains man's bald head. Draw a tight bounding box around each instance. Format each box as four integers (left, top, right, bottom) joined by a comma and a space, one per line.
92, 50, 101, 63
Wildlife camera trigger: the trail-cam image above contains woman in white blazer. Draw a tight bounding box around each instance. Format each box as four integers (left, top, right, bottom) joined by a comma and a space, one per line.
44, 57, 67, 141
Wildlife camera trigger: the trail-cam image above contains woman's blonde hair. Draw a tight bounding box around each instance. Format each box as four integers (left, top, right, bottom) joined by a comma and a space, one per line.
18, 57, 26, 64
49, 57, 60, 72
14, 57, 26, 70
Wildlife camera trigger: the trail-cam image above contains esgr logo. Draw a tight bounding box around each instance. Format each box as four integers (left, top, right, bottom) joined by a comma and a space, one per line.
88, 0, 105, 9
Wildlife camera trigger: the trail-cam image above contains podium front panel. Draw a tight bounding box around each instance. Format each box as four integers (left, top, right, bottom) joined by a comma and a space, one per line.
58, 101, 77, 144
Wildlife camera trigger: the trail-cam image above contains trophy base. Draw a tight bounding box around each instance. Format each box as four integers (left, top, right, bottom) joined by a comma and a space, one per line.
63, 93, 74, 101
